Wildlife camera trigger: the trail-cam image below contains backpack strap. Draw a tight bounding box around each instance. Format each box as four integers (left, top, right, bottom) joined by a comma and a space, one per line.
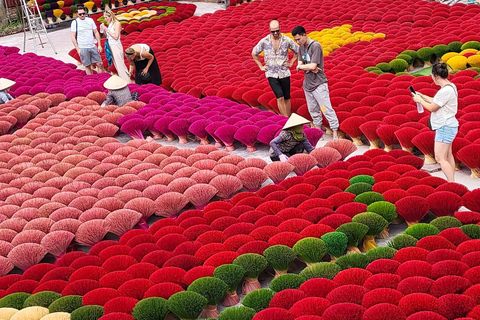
444, 83, 458, 97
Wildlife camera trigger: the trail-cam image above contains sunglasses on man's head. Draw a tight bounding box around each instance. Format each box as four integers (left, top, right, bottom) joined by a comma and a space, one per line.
271, 30, 280, 34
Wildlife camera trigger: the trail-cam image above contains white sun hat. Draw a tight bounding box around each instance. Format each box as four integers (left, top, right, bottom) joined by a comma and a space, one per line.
103, 75, 128, 90
0, 78, 15, 91
283, 113, 310, 129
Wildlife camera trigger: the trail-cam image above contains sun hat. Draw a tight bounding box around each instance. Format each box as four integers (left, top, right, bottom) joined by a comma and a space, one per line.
283, 113, 310, 129
0, 78, 15, 91
103, 75, 128, 90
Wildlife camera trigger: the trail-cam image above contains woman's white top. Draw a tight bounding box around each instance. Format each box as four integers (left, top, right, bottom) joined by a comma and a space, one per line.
106, 22, 121, 45
133, 44, 150, 60
431, 83, 459, 130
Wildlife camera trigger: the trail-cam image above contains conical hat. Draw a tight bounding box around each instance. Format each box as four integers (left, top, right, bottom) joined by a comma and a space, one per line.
0, 78, 15, 91
283, 113, 310, 129
103, 75, 128, 90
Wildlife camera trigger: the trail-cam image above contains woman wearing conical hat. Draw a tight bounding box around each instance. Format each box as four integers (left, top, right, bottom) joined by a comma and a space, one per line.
269, 113, 315, 162
0, 78, 15, 104
102, 75, 138, 107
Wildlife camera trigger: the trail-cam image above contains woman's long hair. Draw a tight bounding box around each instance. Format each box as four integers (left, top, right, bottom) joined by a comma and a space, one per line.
104, 9, 119, 24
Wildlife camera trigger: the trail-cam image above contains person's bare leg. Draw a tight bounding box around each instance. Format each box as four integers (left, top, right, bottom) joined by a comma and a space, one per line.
435, 141, 455, 182
84, 65, 93, 75
277, 97, 287, 116
446, 143, 456, 178
332, 129, 338, 139
284, 99, 292, 117
96, 62, 106, 73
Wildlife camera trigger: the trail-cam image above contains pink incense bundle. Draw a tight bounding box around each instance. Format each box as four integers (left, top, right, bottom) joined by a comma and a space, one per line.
395, 127, 420, 152
183, 184, 218, 210
257, 124, 283, 145
168, 119, 191, 144
209, 174, 243, 200
287, 154, 318, 176
154, 192, 190, 218
304, 127, 324, 146
236, 167, 268, 192
121, 118, 146, 140
75, 219, 110, 246
189, 119, 212, 145
41, 230, 75, 259
205, 122, 225, 148
215, 125, 238, 151
153, 116, 176, 141
263, 162, 295, 184
411, 131, 436, 164
325, 139, 357, 160
310, 147, 342, 168
234, 125, 261, 152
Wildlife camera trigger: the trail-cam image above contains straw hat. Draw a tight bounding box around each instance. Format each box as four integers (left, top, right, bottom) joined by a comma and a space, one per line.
0, 78, 15, 91
103, 75, 128, 90
283, 113, 310, 129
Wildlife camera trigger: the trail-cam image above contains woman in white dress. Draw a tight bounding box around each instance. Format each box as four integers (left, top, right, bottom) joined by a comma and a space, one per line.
100, 10, 131, 82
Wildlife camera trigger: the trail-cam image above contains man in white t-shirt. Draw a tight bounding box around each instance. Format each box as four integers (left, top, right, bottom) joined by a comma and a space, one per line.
70, 5, 105, 75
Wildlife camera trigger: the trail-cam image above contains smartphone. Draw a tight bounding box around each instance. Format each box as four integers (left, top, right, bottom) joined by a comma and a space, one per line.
408, 86, 416, 94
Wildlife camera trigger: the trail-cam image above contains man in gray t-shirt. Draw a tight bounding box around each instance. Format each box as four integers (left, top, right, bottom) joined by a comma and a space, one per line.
292, 25, 339, 139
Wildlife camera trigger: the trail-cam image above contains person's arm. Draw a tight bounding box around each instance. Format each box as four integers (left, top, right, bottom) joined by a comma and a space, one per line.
93, 28, 103, 53
270, 133, 287, 158
413, 86, 455, 113
103, 91, 113, 106
288, 53, 298, 68
302, 137, 315, 153
128, 62, 135, 76
140, 49, 154, 76
0, 91, 9, 104
413, 94, 440, 112
70, 21, 80, 55
298, 43, 320, 72
252, 39, 267, 71
418, 92, 433, 103
287, 39, 299, 67
252, 52, 267, 71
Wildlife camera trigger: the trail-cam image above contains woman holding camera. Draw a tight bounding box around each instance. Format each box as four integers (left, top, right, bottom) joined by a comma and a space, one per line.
413, 62, 458, 182
125, 44, 162, 86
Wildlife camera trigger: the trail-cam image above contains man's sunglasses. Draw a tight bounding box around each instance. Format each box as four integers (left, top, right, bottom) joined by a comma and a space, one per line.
78, 12, 86, 16
271, 30, 280, 34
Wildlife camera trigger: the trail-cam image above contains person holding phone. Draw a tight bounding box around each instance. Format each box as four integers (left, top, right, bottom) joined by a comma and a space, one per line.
412, 62, 458, 182
292, 25, 339, 139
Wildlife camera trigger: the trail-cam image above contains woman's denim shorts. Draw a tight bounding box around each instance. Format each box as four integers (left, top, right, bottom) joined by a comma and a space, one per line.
435, 126, 458, 143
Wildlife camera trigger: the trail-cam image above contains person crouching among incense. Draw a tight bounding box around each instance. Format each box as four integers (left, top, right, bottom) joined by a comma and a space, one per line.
269, 113, 314, 162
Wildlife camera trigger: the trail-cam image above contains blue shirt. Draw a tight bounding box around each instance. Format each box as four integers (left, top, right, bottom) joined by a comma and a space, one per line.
0, 91, 13, 104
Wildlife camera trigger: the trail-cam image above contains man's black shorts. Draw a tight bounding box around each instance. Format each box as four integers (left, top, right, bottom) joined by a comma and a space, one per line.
268, 77, 291, 100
